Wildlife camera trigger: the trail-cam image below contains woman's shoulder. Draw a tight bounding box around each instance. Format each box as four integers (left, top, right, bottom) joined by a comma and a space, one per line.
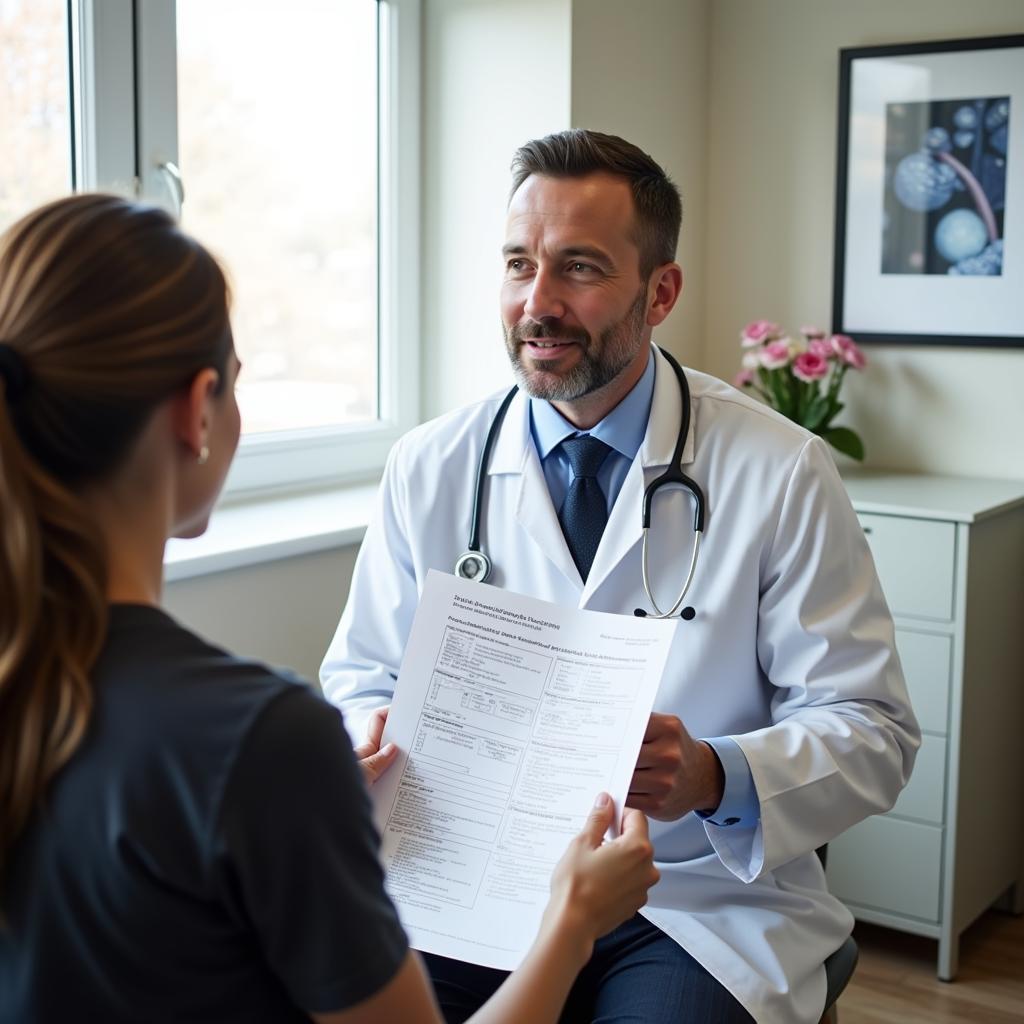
84, 604, 353, 855
93, 603, 340, 786
100, 603, 309, 700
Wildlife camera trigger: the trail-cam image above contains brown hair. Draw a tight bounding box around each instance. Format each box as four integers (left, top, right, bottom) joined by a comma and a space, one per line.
509, 129, 683, 278
0, 194, 231, 896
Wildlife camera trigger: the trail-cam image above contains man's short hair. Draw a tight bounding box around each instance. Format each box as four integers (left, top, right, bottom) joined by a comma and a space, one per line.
509, 129, 682, 279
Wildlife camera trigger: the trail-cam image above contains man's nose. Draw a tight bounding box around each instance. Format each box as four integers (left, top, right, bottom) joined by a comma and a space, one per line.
523, 268, 566, 321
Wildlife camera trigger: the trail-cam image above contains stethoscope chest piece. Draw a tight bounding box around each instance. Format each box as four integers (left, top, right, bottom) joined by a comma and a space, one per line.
454, 550, 492, 583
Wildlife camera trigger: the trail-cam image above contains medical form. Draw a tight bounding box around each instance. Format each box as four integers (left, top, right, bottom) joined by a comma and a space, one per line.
371, 570, 676, 970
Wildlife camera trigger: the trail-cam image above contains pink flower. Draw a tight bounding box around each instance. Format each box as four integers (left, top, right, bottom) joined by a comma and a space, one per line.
792, 351, 829, 382
741, 350, 761, 370
830, 334, 867, 369
807, 338, 833, 360
740, 320, 780, 347
800, 324, 826, 339
733, 368, 754, 388
759, 339, 793, 369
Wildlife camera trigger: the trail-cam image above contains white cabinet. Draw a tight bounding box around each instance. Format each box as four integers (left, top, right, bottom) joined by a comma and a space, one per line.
827, 472, 1024, 980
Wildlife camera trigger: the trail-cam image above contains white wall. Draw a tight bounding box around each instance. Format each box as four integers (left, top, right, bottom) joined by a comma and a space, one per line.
570, 0, 710, 368
420, 0, 572, 419
164, 546, 357, 684
704, 0, 1024, 479
420, 0, 712, 418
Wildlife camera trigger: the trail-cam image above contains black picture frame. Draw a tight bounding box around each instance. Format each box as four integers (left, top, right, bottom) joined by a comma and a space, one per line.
831, 34, 1024, 348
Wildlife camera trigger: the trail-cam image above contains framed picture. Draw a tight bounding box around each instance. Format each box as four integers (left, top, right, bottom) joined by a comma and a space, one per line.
832, 34, 1024, 348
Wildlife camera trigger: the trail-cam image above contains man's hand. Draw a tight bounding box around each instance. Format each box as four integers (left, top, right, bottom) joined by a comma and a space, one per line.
626, 713, 725, 821
353, 706, 398, 785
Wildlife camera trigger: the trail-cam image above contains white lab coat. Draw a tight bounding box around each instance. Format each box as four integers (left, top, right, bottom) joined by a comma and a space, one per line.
322, 346, 920, 1024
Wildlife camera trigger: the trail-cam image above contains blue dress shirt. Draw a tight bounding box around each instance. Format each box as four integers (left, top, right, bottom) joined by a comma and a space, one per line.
528, 350, 759, 828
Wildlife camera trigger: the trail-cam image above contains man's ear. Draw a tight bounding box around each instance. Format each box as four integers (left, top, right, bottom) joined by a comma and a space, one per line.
171, 368, 221, 460
646, 263, 684, 327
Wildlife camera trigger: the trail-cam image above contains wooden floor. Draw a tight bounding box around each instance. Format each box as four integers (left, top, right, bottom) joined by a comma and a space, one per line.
836, 911, 1024, 1022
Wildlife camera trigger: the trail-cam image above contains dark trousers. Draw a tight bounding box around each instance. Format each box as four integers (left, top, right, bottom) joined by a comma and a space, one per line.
422, 914, 755, 1023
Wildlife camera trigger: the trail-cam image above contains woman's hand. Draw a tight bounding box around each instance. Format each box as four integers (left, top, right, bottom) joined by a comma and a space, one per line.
540, 793, 659, 965
314, 793, 659, 1024
353, 706, 398, 785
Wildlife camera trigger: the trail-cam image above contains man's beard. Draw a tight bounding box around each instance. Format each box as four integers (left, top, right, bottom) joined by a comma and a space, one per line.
503, 288, 648, 402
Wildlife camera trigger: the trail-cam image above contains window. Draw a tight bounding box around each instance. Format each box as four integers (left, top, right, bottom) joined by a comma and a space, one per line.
0, 0, 73, 233
175, 0, 379, 438
10, 0, 421, 494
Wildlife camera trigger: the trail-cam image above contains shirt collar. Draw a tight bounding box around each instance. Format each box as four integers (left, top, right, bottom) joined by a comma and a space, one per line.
529, 347, 655, 462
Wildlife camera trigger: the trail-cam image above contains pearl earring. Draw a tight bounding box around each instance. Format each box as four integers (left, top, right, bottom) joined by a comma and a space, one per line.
198, 445, 210, 465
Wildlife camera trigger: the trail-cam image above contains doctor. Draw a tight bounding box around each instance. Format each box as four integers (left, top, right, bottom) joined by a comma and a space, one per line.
322, 130, 920, 1024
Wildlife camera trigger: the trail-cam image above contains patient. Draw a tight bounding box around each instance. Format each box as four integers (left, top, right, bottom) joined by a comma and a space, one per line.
0, 195, 658, 1024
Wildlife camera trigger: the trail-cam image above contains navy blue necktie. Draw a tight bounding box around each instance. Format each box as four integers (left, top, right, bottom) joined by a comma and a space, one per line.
558, 434, 612, 582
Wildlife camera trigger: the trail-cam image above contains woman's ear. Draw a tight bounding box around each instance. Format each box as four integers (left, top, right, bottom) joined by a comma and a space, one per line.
171, 368, 221, 461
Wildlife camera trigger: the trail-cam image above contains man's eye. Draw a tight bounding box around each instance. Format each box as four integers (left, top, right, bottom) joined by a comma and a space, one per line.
507, 259, 527, 272
570, 262, 595, 274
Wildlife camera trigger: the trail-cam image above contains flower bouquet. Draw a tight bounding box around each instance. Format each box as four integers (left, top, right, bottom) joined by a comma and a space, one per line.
734, 321, 866, 461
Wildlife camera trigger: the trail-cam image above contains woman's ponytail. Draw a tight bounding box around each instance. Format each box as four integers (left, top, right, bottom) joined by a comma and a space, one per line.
0, 363, 107, 896
0, 194, 230, 900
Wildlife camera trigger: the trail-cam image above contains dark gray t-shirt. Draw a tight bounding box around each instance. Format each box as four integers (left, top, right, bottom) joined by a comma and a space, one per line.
0, 604, 408, 1023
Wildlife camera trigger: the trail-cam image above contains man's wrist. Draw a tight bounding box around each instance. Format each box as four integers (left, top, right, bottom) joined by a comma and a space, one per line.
697, 740, 725, 814
695, 737, 760, 828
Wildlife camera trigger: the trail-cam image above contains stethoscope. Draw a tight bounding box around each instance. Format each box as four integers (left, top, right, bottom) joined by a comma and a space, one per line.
454, 348, 706, 620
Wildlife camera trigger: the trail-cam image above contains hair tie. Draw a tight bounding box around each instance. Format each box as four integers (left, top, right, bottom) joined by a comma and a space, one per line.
0, 342, 30, 404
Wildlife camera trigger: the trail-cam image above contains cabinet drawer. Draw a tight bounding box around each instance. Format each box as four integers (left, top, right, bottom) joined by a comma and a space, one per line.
858, 513, 956, 622
827, 816, 942, 922
895, 630, 952, 735
890, 733, 946, 824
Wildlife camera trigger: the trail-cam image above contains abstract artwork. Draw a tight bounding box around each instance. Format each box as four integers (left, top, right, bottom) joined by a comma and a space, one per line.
883, 96, 1008, 276
833, 35, 1023, 347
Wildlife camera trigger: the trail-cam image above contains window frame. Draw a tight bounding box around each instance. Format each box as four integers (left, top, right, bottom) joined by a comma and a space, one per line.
70, 0, 136, 194
74, 0, 420, 497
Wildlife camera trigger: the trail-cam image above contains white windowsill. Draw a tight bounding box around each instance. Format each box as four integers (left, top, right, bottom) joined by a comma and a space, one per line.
164, 481, 379, 582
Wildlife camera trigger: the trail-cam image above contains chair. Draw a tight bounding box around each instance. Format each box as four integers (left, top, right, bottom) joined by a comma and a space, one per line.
817, 845, 858, 1023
